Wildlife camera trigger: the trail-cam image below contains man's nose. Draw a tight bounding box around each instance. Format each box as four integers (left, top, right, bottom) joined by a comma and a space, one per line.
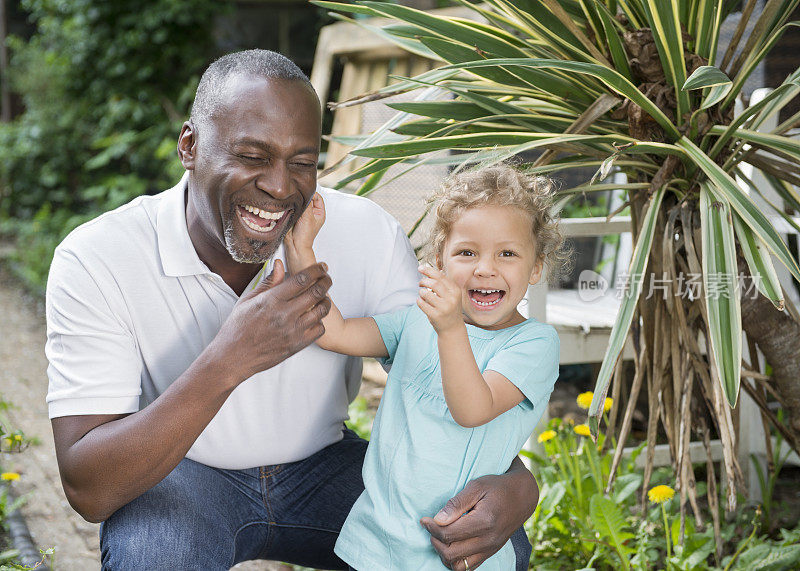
255, 163, 292, 199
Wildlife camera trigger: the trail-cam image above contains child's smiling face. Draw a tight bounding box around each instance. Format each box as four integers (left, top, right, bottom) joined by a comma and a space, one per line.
440, 204, 543, 330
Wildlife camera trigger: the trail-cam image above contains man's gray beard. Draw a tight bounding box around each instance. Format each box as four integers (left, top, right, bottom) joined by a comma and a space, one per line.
223, 218, 285, 264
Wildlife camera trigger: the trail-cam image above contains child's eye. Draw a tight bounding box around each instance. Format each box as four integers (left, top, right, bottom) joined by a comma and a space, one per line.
457, 250, 475, 257
500, 250, 518, 257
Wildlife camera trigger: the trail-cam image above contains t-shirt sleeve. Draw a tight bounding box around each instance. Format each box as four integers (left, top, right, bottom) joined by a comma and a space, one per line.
45, 246, 143, 418
371, 306, 412, 366
485, 324, 560, 411
370, 218, 419, 316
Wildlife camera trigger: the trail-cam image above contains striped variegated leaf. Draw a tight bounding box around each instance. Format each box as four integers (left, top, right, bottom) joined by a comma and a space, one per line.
700, 183, 742, 408
678, 137, 800, 285
438, 58, 682, 140
588, 185, 666, 437
682, 65, 732, 110
732, 212, 784, 311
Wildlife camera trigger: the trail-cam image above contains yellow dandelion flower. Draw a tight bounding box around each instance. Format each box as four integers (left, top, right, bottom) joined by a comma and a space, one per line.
1, 472, 20, 481
647, 485, 675, 504
537, 430, 557, 443
604, 398, 613, 412
576, 392, 593, 409
573, 424, 591, 437
4, 434, 23, 446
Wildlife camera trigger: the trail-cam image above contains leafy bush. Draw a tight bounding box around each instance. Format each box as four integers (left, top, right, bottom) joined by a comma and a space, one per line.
0, 0, 224, 293
525, 406, 800, 570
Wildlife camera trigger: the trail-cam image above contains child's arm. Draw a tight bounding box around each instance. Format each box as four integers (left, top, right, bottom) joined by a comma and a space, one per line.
283, 194, 387, 358
418, 267, 525, 427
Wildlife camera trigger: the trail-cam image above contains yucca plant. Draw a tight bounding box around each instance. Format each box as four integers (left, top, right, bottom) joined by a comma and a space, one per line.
315, 0, 800, 542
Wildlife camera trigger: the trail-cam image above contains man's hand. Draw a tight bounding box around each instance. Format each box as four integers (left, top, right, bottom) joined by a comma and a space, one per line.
418, 266, 463, 334
211, 259, 332, 380
285, 192, 325, 272
421, 459, 539, 570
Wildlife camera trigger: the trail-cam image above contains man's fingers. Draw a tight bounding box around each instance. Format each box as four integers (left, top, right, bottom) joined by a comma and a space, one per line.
422, 511, 485, 546
433, 482, 484, 526
269, 262, 330, 300
290, 273, 332, 311
297, 296, 331, 329
251, 259, 285, 293
428, 534, 492, 570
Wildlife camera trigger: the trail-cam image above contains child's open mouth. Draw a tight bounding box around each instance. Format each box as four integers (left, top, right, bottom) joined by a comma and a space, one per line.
469, 289, 505, 308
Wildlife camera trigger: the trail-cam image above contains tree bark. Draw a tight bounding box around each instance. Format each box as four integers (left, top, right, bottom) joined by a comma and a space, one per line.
740, 267, 800, 435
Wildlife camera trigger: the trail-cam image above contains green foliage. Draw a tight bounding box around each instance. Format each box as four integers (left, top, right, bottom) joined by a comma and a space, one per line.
345, 396, 374, 440
525, 413, 800, 570
0, 0, 224, 292
525, 416, 650, 569
591, 494, 635, 569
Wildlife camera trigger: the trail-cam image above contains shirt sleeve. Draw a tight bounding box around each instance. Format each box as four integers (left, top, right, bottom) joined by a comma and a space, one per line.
485, 323, 560, 411
369, 218, 419, 316
45, 246, 143, 418
371, 306, 413, 366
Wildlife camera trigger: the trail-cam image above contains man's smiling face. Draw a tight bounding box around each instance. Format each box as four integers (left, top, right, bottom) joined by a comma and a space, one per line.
181, 76, 321, 268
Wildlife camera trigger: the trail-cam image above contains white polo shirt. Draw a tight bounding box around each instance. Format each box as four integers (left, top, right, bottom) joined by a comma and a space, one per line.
45, 176, 419, 469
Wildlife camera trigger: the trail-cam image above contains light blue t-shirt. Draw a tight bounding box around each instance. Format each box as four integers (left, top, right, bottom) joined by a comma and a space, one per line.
334, 305, 560, 570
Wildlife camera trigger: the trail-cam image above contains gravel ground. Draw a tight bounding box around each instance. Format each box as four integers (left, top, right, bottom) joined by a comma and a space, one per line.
0, 270, 100, 570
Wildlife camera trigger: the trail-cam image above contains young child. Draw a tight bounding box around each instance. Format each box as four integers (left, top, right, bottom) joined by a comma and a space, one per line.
284, 165, 566, 570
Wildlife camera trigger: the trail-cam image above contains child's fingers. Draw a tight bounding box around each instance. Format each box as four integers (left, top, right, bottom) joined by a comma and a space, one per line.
416, 296, 436, 318
418, 277, 446, 297
418, 287, 442, 306
418, 265, 445, 279
311, 192, 326, 221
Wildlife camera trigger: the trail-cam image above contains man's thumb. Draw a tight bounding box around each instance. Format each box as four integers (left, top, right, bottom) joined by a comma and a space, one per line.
261, 259, 285, 290
434, 493, 474, 526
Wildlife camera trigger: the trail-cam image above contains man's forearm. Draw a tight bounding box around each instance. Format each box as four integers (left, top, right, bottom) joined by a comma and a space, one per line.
53, 347, 242, 523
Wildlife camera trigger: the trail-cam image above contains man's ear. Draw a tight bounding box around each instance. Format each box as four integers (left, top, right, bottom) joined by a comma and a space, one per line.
529, 256, 544, 286
177, 121, 197, 170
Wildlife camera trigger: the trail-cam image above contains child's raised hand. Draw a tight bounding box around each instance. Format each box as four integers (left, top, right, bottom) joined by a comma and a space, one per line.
286, 192, 325, 251
417, 265, 463, 334
285, 193, 325, 271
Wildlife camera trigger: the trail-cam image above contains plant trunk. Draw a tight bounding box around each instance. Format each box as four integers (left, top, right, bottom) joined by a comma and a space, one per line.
740, 278, 800, 436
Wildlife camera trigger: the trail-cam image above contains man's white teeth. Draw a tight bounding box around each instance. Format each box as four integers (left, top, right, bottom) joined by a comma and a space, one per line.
242, 217, 277, 233
243, 204, 285, 220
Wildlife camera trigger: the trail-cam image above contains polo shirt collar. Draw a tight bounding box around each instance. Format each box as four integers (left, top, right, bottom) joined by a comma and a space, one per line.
157, 173, 211, 278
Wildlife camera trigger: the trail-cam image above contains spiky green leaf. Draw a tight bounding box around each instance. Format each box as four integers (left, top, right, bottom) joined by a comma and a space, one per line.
589, 185, 666, 436
700, 183, 742, 408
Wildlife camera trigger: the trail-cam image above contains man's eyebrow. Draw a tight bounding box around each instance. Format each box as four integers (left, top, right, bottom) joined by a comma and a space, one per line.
234, 138, 318, 155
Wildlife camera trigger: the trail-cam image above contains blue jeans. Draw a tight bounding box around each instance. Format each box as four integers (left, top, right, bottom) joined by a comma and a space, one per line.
100, 429, 532, 570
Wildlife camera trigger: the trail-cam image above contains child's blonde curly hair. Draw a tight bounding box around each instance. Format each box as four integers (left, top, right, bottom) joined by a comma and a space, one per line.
424, 164, 572, 284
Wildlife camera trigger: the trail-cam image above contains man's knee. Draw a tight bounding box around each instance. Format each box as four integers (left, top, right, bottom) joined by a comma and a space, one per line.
99, 460, 237, 570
